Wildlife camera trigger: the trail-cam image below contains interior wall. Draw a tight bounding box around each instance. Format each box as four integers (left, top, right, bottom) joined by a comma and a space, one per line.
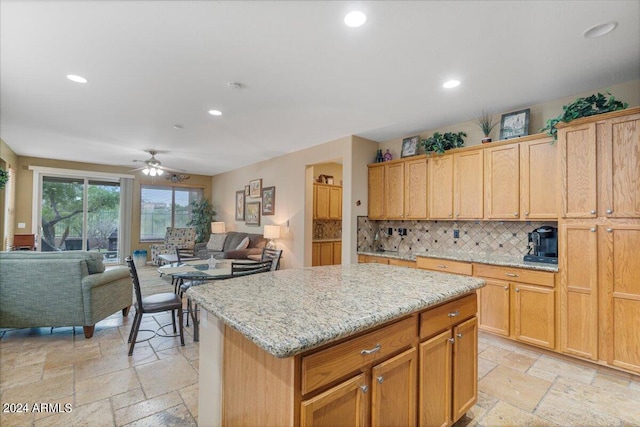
211, 135, 378, 269
13, 156, 212, 259
378, 79, 640, 158
0, 139, 18, 250
312, 162, 343, 185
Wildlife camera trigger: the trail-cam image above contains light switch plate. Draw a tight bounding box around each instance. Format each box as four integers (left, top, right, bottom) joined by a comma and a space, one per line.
18, 222, 26, 229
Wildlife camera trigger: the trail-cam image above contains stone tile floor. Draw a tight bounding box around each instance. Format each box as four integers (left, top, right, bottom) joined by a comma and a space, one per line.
1, 283, 639, 426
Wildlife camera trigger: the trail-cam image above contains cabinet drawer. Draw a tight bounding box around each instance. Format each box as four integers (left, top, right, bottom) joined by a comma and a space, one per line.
301, 317, 416, 395
388, 258, 416, 268
362, 255, 390, 265
417, 257, 472, 276
474, 264, 555, 288
420, 294, 477, 339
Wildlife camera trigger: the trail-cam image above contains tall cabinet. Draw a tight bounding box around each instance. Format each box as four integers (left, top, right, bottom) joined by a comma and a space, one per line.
558, 108, 640, 373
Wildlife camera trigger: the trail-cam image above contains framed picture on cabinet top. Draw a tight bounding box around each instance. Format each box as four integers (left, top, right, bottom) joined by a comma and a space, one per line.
401, 135, 419, 158
499, 108, 530, 140
245, 202, 261, 226
249, 179, 262, 198
235, 190, 245, 221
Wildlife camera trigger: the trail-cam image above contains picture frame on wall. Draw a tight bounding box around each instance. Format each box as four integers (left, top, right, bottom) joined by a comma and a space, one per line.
261, 186, 275, 216
244, 185, 250, 196
249, 179, 262, 198
499, 108, 530, 140
235, 190, 245, 221
401, 135, 419, 158
245, 202, 261, 226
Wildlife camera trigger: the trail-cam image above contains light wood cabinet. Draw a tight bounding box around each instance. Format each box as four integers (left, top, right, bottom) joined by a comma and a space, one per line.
313, 241, 341, 266
416, 257, 472, 276
371, 348, 417, 427
314, 183, 342, 220
368, 164, 385, 220
419, 295, 477, 427
404, 157, 428, 219
484, 143, 520, 219
520, 136, 558, 219
455, 150, 484, 220
559, 123, 597, 218
475, 264, 556, 350
428, 154, 454, 219
385, 161, 405, 219
301, 374, 367, 427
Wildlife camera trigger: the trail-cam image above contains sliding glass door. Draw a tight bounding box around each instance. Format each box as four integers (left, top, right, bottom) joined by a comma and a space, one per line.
39, 175, 121, 262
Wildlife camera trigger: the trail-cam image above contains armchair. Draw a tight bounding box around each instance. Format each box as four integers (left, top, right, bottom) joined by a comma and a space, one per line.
150, 227, 196, 265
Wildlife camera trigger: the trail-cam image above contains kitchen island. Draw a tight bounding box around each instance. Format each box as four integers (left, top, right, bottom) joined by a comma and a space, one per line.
188, 263, 485, 427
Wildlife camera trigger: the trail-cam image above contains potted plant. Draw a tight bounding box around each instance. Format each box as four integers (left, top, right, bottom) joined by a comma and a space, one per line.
421, 131, 466, 154
541, 92, 628, 140
475, 111, 498, 143
187, 198, 217, 243
0, 168, 8, 190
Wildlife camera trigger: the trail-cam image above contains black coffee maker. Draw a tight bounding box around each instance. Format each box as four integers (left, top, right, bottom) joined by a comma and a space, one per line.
524, 226, 558, 264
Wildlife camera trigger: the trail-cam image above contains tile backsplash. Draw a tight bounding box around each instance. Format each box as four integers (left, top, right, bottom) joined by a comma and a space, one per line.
357, 217, 557, 258
314, 220, 342, 239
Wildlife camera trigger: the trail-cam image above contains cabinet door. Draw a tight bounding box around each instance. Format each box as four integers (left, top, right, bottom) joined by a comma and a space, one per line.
452, 317, 478, 423
315, 185, 330, 219
385, 162, 405, 219
601, 223, 640, 373
419, 329, 452, 427
455, 151, 484, 219
485, 144, 520, 219
405, 158, 428, 219
559, 223, 598, 359
559, 123, 597, 218
599, 114, 640, 218
329, 187, 342, 219
368, 165, 385, 219
428, 154, 454, 219
333, 241, 342, 265
312, 243, 321, 267
477, 280, 510, 337
371, 348, 417, 427
300, 373, 367, 427
319, 242, 334, 266
521, 137, 558, 219
514, 284, 555, 350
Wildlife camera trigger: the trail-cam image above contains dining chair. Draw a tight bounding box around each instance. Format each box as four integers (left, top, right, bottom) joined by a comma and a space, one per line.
125, 256, 184, 356
231, 260, 273, 276
261, 248, 283, 271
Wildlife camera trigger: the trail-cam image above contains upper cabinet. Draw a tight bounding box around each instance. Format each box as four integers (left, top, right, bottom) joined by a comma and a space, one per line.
428, 154, 454, 219
368, 156, 427, 220
484, 135, 558, 220
559, 108, 640, 219
429, 151, 483, 220
314, 183, 342, 220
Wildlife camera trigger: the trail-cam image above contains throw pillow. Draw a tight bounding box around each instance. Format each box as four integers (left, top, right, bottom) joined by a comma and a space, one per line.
206, 233, 227, 251
235, 236, 250, 250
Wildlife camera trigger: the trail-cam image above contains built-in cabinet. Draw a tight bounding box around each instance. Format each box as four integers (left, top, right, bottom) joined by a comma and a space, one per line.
368, 157, 427, 220
558, 108, 640, 374
314, 183, 342, 220
312, 241, 341, 266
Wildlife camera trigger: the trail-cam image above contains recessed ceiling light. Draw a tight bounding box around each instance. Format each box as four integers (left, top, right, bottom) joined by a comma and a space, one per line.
443, 80, 461, 89
173, 124, 183, 129
344, 11, 367, 27
208, 110, 222, 116
583, 21, 618, 39
227, 82, 243, 89
66, 74, 88, 83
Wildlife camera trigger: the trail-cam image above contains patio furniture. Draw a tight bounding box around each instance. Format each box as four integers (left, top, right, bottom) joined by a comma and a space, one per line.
150, 227, 196, 265
126, 256, 184, 356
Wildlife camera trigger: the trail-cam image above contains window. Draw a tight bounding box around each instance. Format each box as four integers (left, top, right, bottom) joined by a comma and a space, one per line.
140, 185, 203, 241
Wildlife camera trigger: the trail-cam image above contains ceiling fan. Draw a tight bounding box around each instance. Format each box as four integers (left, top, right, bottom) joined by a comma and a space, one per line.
131, 150, 183, 176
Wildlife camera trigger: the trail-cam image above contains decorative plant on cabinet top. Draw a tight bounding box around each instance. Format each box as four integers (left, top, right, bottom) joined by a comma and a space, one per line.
541, 92, 628, 140
421, 131, 467, 154
476, 111, 498, 143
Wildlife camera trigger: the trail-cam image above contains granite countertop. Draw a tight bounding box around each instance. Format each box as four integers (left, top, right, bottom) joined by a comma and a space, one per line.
187, 263, 485, 358
358, 250, 558, 272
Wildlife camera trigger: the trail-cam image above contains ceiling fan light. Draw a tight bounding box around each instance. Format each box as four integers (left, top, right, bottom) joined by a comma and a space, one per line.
157, 169, 164, 176
142, 168, 150, 175
150, 168, 157, 177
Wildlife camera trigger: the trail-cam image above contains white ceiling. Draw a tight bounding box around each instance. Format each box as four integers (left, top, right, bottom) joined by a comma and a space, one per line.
1, 1, 639, 176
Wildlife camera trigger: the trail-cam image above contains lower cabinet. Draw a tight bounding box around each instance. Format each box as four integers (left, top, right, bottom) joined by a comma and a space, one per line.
300, 374, 367, 427
312, 241, 341, 266
475, 264, 556, 350
419, 295, 478, 427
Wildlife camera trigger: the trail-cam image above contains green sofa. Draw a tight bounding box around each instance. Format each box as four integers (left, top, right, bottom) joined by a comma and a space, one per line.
0, 251, 132, 338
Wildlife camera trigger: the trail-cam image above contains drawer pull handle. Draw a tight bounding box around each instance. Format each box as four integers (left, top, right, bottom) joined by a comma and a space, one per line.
360, 385, 368, 393
437, 264, 447, 268
377, 376, 384, 384
361, 344, 381, 355
448, 338, 455, 344
448, 310, 460, 317
456, 333, 463, 339
505, 273, 519, 278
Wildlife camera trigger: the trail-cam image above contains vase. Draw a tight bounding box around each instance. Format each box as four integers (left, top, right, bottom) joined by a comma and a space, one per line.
481, 137, 492, 144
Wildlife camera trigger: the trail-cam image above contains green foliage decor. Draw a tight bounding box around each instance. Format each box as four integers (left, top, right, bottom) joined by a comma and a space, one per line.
541, 92, 628, 140
476, 111, 498, 137
187, 198, 216, 243
0, 168, 8, 190
421, 131, 467, 154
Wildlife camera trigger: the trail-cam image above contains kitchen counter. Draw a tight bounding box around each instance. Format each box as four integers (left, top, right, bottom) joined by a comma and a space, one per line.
358, 250, 558, 272
187, 263, 485, 358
